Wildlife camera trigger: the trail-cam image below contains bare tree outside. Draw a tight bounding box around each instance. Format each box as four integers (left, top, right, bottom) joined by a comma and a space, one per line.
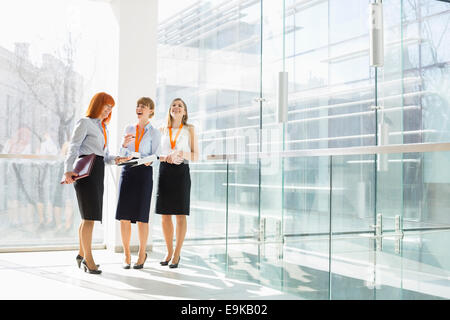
13, 32, 84, 149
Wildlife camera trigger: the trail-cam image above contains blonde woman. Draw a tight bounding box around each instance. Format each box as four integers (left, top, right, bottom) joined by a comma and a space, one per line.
156, 98, 198, 268
115, 97, 160, 269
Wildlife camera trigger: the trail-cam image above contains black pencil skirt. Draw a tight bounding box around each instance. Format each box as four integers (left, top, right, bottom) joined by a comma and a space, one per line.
73, 155, 104, 222
155, 162, 191, 215
115, 164, 153, 223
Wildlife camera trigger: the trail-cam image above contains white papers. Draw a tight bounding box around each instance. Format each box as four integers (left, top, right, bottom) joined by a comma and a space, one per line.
121, 154, 158, 167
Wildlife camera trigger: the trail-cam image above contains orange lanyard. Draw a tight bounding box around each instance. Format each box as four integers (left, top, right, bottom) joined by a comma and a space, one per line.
101, 122, 107, 149
169, 124, 183, 150
135, 124, 147, 152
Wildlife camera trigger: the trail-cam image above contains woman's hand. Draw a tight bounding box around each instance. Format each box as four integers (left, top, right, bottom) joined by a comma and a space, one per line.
122, 133, 135, 148
165, 154, 174, 164
115, 156, 132, 165
170, 150, 184, 165
163, 151, 182, 164
64, 171, 78, 184
144, 162, 153, 166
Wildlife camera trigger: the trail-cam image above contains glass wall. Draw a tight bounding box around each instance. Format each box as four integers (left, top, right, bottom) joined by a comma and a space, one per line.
155, 0, 450, 299
0, 0, 118, 249
156, 0, 450, 238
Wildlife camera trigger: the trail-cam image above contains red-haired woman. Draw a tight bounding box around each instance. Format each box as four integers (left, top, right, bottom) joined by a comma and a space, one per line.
63, 92, 129, 274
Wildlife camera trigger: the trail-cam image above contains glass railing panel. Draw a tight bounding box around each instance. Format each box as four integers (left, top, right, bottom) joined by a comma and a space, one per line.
420, 151, 450, 228
281, 156, 331, 299
223, 153, 331, 299
217, 152, 332, 299
376, 152, 404, 226
226, 160, 260, 242
397, 230, 450, 299
151, 159, 229, 244
329, 235, 377, 299
0, 157, 103, 249
189, 160, 229, 241
330, 154, 375, 233
329, 148, 450, 300
282, 236, 331, 299
377, 151, 450, 231
375, 149, 450, 299
373, 230, 450, 300
329, 153, 376, 299
283, 156, 331, 236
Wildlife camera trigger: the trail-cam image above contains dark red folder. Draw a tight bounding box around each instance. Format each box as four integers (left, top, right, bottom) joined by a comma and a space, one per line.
60, 153, 96, 184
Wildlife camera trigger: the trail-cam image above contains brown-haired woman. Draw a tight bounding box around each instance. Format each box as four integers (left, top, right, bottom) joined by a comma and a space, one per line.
156, 98, 198, 268
115, 97, 161, 269
63, 92, 129, 274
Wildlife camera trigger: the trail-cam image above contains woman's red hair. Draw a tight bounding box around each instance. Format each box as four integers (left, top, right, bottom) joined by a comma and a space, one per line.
85, 92, 115, 124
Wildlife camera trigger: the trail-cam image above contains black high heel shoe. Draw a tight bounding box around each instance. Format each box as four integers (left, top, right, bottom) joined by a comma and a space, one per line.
160, 256, 172, 266
76, 255, 99, 269
133, 253, 147, 269
169, 257, 180, 269
81, 259, 102, 274
76, 255, 83, 268
122, 254, 131, 269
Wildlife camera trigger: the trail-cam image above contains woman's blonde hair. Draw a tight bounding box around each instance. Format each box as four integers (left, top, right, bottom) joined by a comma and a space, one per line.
137, 97, 155, 119
166, 98, 189, 128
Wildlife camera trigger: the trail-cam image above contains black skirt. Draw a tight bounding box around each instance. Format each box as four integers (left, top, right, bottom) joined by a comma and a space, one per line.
73, 155, 104, 221
115, 164, 153, 223
155, 162, 191, 215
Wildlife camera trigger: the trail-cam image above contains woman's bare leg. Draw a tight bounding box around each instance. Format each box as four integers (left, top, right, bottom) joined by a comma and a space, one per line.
80, 219, 97, 270
137, 221, 149, 264
120, 220, 132, 265
78, 222, 84, 257
161, 215, 174, 262
173, 215, 187, 263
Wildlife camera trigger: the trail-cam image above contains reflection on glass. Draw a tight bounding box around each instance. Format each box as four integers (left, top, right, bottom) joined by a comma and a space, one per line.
0, 0, 118, 248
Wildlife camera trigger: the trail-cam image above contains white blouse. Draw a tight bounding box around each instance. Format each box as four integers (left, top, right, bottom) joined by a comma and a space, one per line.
159, 126, 191, 156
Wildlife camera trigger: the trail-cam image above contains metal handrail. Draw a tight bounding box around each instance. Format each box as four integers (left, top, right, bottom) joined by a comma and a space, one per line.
3, 142, 450, 162
206, 142, 450, 161
0, 154, 61, 160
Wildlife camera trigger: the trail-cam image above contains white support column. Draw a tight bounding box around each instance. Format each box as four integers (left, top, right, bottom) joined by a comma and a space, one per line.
105, 0, 158, 253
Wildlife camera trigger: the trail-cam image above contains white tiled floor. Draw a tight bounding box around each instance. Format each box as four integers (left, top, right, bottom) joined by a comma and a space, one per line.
0, 247, 300, 300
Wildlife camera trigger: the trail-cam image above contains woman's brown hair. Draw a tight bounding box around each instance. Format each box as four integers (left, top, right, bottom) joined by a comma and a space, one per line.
137, 97, 155, 119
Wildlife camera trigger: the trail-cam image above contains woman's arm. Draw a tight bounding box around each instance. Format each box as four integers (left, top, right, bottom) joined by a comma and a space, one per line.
151, 128, 161, 157
64, 119, 87, 173
104, 137, 118, 165
182, 125, 198, 162
104, 125, 135, 165
144, 127, 162, 166
157, 127, 168, 163
119, 125, 134, 157
63, 119, 87, 184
